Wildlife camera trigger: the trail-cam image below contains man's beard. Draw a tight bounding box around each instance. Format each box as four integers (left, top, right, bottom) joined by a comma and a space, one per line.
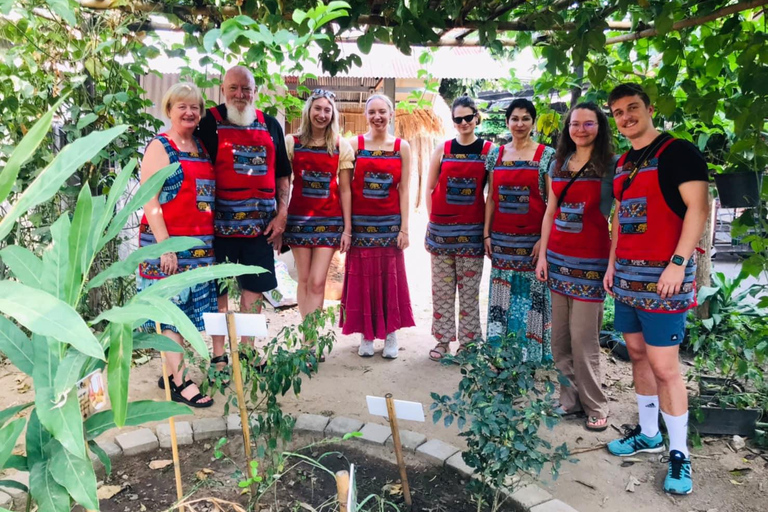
226, 101, 256, 126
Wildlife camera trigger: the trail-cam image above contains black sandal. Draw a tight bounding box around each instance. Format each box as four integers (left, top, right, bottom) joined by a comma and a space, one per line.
238, 349, 268, 373
209, 354, 231, 386
170, 379, 214, 408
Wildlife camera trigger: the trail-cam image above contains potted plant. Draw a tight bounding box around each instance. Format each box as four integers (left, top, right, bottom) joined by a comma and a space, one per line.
712, 133, 766, 208
688, 272, 766, 436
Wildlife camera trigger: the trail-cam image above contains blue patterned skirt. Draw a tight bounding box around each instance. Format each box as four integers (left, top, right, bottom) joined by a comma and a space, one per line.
487, 268, 552, 365
137, 276, 218, 334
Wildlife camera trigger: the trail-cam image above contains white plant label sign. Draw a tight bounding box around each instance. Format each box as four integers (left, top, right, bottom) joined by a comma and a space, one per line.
366, 396, 425, 422
202, 312, 268, 337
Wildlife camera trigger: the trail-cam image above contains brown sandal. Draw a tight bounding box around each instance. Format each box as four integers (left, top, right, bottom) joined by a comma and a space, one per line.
585, 416, 609, 431
429, 343, 450, 361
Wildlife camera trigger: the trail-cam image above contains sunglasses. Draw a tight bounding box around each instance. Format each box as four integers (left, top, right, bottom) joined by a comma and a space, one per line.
311, 88, 336, 100
453, 113, 477, 124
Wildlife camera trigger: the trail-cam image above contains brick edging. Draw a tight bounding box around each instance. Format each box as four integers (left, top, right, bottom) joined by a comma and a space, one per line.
0, 414, 579, 512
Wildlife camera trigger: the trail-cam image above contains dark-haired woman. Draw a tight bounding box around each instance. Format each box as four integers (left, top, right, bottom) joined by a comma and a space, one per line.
535, 102, 616, 431
484, 99, 554, 365
425, 96, 492, 361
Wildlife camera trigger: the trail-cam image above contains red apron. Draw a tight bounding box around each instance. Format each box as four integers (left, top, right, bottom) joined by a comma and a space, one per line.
139, 134, 215, 279
210, 107, 276, 237
350, 136, 402, 248
547, 156, 610, 301
425, 139, 490, 257
612, 138, 696, 312
284, 136, 344, 247
490, 144, 546, 271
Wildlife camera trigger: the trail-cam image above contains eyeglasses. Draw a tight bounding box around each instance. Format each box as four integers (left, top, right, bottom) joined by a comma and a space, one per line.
453, 114, 477, 124
569, 121, 597, 130
311, 89, 336, 100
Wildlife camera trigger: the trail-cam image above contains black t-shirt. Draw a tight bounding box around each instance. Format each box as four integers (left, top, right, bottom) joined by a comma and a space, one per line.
449, 137, 486, 155
195, 104, 291, 179
618, 136, 708, 219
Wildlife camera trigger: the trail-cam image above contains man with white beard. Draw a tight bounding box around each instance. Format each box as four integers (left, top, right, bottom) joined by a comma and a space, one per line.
196, 66, 291, 373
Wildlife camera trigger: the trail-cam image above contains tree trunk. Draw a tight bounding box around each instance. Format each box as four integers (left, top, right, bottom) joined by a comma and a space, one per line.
695, 190, 715, 319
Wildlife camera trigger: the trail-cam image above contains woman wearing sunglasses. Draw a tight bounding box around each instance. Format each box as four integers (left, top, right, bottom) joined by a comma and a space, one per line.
284, 89, 354, 338
340, 94, 415, 358
485, 98, 555, 365
535, 102, 615, 431
425, 96, 492, 361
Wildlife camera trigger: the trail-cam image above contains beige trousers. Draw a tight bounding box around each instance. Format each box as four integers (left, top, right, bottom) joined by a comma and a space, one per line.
550, 292, 609, 418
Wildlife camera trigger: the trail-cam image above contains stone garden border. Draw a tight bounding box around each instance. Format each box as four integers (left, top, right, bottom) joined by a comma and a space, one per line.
0, 414, 579, 512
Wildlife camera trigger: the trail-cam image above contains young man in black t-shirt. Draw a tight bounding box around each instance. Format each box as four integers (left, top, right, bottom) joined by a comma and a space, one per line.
603, 83, 709, 495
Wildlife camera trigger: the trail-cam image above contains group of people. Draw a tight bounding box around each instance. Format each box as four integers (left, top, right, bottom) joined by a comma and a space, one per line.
423, 83, 708, 496
138, 65, 416, 409
138, 66, 709, 496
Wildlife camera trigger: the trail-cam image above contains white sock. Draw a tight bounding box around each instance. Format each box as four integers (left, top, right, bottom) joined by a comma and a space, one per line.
661, 410, 689, 458
636, 394, 660, 437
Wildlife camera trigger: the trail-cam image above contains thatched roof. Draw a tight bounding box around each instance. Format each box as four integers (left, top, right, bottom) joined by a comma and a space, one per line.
395, 108, 445, 139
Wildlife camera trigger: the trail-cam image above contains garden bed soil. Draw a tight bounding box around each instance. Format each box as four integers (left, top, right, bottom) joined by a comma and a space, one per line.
90, 436, 523, 512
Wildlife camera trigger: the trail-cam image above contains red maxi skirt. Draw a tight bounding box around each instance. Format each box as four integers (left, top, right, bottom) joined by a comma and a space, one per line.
340, 247, 415, 340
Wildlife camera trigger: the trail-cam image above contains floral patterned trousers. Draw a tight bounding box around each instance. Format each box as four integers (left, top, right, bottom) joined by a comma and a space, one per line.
430, 254, 483, 345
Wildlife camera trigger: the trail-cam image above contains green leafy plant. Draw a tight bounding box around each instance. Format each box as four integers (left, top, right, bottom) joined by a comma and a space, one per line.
191, 307, 337, 504
689, 271, 763, 354
689, 272, 767, 413
0, 104, 258, 511
430, 340, 569, 512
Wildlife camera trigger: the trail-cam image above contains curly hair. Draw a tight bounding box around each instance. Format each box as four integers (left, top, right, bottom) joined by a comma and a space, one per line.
553, 102, 614, 177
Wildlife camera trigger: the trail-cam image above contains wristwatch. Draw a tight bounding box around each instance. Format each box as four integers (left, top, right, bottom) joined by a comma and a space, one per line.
670, 254, 685, 266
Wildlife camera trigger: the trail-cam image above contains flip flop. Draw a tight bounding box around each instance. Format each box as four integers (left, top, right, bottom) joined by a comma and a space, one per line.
585, 416, 609, 431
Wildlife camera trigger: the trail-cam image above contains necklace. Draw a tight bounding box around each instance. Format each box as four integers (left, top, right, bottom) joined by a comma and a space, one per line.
504, 139, 535, 159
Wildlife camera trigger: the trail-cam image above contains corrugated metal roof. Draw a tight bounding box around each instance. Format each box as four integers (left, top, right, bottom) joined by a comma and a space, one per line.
290, 43, 527, 80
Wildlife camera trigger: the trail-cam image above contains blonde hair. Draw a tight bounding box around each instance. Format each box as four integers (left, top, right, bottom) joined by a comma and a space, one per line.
296, 93, 340, 156
365, 94, 394, 114
161, 82, 204, 117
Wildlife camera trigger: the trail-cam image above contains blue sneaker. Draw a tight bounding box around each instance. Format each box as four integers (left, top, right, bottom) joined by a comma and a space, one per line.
606, 424, 664, 456
663, 450, 693, 495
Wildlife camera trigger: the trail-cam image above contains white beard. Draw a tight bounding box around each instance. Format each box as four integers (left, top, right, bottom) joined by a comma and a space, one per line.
225, 101, 256, 126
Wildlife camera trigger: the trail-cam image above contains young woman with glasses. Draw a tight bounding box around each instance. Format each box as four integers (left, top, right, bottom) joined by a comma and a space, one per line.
340, 94, 415, 359
485, 98, 555, 366
284, 90, 354, 347
425, 96, 493, 361
535, 102, 616, 431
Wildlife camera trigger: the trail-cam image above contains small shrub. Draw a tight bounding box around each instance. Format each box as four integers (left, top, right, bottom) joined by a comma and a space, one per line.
431, 339, 569, 511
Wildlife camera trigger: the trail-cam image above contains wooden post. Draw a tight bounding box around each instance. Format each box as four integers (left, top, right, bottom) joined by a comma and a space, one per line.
335, 470, 350, 512
225, 312, 255, 494
385, 393, 412, 507
157, 323, 185, 512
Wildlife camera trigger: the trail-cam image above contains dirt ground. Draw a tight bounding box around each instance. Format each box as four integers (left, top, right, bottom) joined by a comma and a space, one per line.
87, 435, 522, 512
2, 211, 767, 512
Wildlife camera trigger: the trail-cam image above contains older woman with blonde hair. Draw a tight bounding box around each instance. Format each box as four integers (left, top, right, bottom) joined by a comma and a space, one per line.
284, 89, 354, 331
139, 82, 216, 407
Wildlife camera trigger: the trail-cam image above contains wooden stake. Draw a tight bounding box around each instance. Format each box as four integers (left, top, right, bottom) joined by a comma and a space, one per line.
157, 323, 185, 512
385, 393, 412, 507
225, 312, 255, 494
335, 470, 350, 512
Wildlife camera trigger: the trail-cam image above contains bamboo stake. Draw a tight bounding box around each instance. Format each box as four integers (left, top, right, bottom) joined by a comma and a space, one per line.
385, 393, 412, 508
225, 312, 255, 495
335, 470, 350, 512
157, 322, 185, 512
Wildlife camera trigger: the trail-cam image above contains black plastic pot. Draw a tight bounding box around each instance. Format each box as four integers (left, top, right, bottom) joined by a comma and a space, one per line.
699, 376, 744, 397
599, 330, 630, 361
714, 172, 762, 208
689, 403, 762, 436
